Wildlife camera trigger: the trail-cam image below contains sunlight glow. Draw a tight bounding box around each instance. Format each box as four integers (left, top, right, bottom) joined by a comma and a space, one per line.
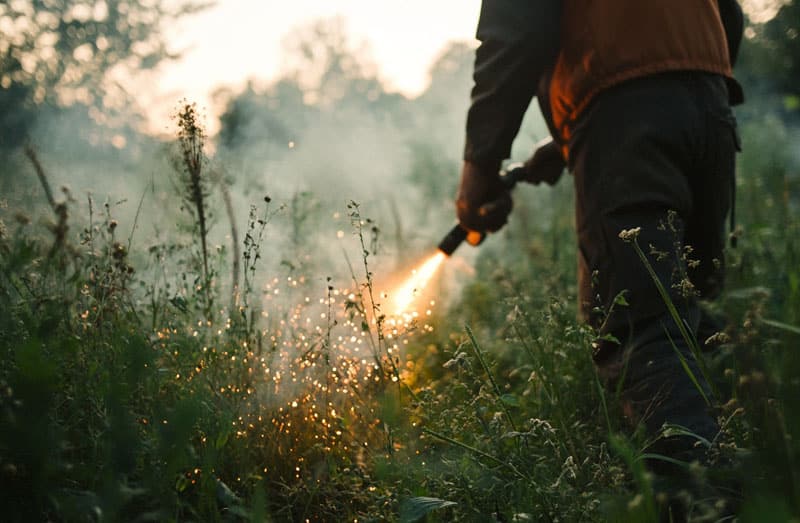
741, 0, 789, 23
138, 1, 482, 134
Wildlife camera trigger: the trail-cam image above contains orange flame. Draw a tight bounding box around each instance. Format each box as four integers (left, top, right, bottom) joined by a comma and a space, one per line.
391, 252, 446, 316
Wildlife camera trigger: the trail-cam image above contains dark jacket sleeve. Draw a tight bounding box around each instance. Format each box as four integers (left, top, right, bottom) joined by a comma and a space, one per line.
464, 0, 562, 167
717, 0, 745, 105
718, 0, 743, 66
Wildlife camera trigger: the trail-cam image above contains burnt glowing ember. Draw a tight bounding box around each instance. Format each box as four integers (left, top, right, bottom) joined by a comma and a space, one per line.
390, 252, 446, 317
148, 235, 450, 487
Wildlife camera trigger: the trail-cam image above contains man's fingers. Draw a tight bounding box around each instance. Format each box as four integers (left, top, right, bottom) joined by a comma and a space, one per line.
478, 192, 513, 232
456, 197, 481, 231
455, 160, 512, 233
456, 193, 512, 233
522, 139, 566, 185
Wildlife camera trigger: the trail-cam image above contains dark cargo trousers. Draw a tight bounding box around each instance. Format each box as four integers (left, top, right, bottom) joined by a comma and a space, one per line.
568, 72, 739, 452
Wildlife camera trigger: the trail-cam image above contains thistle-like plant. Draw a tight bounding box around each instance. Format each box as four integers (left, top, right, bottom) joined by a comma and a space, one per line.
174, 102, 212, 316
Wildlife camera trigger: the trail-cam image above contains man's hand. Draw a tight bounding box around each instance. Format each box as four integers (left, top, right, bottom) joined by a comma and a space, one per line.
521, 138, 565, 185
456, 161, 513, 233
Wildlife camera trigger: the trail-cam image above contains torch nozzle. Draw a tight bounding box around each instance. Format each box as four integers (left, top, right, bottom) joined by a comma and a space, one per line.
437, 224, 468, 256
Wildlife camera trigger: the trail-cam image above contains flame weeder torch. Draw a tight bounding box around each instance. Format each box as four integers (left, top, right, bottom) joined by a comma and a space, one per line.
437, 165, 528, 256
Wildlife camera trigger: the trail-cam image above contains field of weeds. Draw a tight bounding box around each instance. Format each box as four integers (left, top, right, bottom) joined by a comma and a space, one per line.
2, 100, 799, 521
2, 4, 800, 522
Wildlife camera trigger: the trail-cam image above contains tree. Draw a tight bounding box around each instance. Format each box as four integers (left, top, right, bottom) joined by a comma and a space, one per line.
281, 17, 374, 108
217, 79, 309, 151
0, 0, 209, 151
217, 16, 408, 155
738, 0, 800, 114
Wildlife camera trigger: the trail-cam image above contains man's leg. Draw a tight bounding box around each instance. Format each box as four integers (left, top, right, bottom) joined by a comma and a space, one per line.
569, 73, 727, 454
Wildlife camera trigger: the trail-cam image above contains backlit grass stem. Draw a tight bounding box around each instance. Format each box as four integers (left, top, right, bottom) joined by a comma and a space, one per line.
626, 235, 717, 398
422, 427, 527, 480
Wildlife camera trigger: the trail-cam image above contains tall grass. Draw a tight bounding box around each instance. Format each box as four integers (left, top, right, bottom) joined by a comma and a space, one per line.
0, 111, 798, 521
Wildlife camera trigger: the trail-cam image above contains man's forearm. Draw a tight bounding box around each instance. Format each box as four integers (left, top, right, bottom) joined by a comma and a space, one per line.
717, 0, 743, 66
464, 0, 561, 167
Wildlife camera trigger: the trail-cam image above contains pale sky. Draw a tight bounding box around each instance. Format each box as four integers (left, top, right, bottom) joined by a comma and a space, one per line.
140, 0, 784, 134
142, 1, 482, 133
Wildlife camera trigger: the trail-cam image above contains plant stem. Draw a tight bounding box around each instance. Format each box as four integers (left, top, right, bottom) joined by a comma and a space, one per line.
24, 145, 56, 212
422, 427, 527, 479
465, 325, 517, 432
220, 180, 240, 309
630, 238, 716, 396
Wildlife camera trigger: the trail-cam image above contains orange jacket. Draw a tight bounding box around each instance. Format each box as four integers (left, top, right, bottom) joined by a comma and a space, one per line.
549, 0, 735, 145
464, 0, 743, 166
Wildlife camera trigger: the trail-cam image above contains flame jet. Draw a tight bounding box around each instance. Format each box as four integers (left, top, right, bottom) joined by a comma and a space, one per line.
391, 252, 446, 317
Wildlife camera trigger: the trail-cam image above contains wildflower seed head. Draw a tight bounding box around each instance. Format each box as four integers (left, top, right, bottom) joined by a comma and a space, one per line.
648, 243, 669, 261
618, 227, 641, 242
704, 331, 731, 346
61, 185, 73, 201
672, 277, 698, 298
112, 242, 127, 260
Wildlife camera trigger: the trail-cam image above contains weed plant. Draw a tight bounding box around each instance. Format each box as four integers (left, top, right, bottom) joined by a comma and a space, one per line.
0, 111, 798, 522
0, 134, 413, 521
379, 116, 800, 522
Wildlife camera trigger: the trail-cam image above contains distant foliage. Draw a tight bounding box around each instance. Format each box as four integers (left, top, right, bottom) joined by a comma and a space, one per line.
0, 0, 208, 151
738, 0, 800, 115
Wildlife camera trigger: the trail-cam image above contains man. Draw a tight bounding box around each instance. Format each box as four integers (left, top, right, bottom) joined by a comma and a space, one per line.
456, 0, 743, 501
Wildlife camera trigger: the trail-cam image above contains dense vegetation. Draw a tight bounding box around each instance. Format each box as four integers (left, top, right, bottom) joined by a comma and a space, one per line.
1, 2, 799, 521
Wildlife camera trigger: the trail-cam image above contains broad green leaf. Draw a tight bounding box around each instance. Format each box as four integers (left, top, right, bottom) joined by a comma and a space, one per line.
501, 393, 520, 407
613, 292, 629, 307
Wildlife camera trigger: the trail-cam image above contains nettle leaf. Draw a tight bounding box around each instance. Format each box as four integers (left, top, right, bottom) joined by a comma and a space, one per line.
597, 333, 620, 345
501, 393, 520, 407
399, 496, 457, 522
613, 292, 629, 307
